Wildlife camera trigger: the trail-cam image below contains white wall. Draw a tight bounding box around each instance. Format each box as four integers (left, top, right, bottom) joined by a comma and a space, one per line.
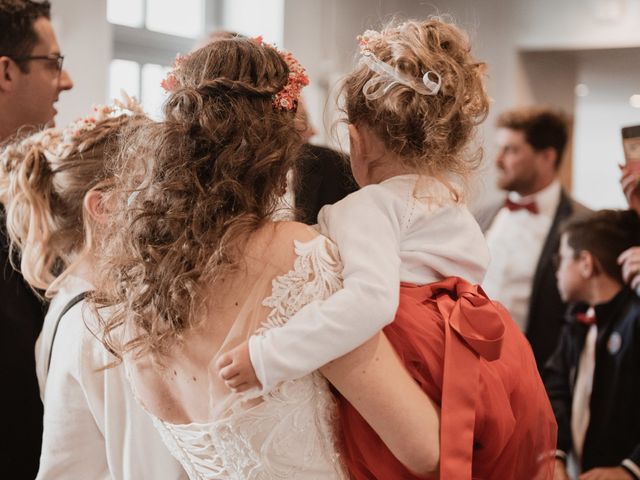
51, 0, 111, 127
515, 0, 640, 51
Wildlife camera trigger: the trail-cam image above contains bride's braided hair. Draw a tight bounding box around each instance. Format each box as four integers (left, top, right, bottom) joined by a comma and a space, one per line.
94, 38, 305, 360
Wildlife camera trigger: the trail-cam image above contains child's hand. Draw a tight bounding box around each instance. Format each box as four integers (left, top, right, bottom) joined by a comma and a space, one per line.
215, 341, 262, 392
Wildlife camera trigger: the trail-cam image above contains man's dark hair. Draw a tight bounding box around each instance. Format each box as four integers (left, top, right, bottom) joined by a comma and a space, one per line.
497, 107, 568, 169
0, 0, 51, 72
561, 209, 640, 285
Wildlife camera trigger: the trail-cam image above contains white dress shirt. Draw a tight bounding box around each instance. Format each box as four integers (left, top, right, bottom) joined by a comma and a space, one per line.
483, 180, 561, 331
249, 174, 490, 393
35, 272, 187, 480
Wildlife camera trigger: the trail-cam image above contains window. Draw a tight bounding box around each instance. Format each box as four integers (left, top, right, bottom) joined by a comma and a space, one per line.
108, 0, 205, 38
107, 0, 209, 118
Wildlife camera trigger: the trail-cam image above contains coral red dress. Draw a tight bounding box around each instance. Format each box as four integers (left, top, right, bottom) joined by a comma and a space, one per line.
337, 277, 557, 480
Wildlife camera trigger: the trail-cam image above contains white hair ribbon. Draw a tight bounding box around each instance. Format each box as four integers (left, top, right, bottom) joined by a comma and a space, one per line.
359, 52, 441, 100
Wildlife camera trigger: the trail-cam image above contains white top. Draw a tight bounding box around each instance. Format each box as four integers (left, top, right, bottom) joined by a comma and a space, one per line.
126, 234, 348, 480
249, 174, 490, 393
482, 180, 561, 331
35, 273, 187, 480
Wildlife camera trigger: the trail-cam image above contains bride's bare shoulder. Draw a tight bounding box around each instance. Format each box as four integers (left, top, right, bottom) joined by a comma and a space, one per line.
247, 221, 326, 270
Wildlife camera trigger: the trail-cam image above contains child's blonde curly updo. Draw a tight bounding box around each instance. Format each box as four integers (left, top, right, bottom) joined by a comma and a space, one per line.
343, 17, 489, 178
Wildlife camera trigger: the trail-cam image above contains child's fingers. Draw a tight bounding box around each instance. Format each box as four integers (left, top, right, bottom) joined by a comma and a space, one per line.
624, 260, 640, 283
617, 247, 639, 264
219, 364, 239, 381
225, 375, 247, 389
215, 352, 233, 371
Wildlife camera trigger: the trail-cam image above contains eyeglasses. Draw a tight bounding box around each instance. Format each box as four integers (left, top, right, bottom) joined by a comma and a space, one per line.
2, 53, 64, 72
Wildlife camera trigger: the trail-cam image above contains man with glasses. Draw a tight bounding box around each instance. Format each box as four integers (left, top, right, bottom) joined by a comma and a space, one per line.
0, 1, 73, 478
0, 1, 73, 139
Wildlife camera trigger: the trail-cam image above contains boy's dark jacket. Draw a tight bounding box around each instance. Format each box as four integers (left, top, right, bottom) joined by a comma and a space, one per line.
543, 287, 640, 471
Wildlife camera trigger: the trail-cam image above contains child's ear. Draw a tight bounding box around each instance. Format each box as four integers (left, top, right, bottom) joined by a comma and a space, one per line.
348, 123, 363, 158
84, 189, 108, 224
578, 250, 597, 278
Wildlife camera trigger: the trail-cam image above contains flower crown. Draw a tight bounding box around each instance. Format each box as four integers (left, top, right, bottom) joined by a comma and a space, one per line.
26, 93, 144, 160
160, 37, 309, 112
357, 29, 441, 100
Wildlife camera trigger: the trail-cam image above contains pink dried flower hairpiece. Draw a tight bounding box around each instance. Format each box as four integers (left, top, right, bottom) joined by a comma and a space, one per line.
252, 36, 310, 111
161, 54, 187, 92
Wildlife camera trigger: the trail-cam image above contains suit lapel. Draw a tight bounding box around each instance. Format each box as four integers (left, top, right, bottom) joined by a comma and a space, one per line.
528, 189, 573, 315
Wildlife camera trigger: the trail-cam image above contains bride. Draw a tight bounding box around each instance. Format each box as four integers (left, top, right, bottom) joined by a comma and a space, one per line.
93, 36, 439, 478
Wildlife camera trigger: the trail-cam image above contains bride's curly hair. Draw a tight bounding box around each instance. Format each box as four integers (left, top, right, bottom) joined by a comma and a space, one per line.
94, 38, 304, 360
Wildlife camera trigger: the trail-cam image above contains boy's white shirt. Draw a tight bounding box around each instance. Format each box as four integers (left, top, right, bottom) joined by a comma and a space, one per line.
35, 271, 187, 480
249, 174, 490, 393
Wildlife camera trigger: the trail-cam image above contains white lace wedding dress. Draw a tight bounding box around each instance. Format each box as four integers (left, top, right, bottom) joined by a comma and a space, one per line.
125, 234, 349, 480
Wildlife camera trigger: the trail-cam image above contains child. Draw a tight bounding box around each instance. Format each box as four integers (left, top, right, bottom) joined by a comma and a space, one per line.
544, 209, 640, 480
0, 99, 187, 480
218, 18, 557, 479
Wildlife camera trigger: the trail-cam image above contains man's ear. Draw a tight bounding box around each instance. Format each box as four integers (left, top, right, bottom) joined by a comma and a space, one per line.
538, 146, 558, 172
83, 189, 108, 224
0, 56, 18, 92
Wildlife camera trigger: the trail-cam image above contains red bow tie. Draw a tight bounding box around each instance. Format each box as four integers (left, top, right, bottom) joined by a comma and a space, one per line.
504, 198, 539, 214
576, 310, 596, 325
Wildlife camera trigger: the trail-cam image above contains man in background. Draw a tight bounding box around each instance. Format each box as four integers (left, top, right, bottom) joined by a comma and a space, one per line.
0, 1, 73, 477
477, 107, 588, 369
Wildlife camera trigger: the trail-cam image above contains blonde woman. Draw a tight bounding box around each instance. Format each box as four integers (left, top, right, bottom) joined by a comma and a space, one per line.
0, 101, 187, 480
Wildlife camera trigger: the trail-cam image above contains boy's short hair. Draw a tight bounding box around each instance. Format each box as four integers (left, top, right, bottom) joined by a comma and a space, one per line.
561, 209, 640, 284
496, 107, 568, 168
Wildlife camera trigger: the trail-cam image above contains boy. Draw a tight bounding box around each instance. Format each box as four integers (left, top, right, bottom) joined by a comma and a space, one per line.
544, 209, 640, 480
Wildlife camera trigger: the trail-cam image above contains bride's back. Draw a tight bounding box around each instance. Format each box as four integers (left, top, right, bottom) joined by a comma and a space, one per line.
127, 221, 322, 424
121, 221, 347, 480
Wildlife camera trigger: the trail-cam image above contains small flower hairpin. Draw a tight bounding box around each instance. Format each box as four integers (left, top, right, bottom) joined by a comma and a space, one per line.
161, 54, 187, 92
54, 92, 144, 156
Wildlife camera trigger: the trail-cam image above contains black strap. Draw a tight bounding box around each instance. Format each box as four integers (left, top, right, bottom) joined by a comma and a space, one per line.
47, 292, 90, 373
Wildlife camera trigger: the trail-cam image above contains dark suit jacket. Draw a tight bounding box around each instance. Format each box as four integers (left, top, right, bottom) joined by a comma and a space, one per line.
293, 144, 357, 225
476, 189, 590, 370
0, 209, 45, 479
543, 288, 640, 471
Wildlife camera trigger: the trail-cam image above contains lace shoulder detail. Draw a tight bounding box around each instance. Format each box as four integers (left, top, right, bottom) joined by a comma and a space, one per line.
257, 235, 343, 334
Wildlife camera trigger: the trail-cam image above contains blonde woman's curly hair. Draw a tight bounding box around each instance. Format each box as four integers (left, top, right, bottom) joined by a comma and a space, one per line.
343, 17, 489, 179
94, 37, 305, 360
0, 113, 145, 294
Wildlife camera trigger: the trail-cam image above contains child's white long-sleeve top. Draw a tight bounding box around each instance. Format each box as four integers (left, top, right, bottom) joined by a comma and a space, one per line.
249, 174, 491, 393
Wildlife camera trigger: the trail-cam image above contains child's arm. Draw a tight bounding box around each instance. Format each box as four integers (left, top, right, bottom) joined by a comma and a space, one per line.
219, 185, 403, 393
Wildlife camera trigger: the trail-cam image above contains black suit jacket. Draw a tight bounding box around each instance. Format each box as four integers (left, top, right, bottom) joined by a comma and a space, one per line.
0, 209, 45, 479
293, 144, 357, 225
543, 288, 640, 471
476, 189, 590, 369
